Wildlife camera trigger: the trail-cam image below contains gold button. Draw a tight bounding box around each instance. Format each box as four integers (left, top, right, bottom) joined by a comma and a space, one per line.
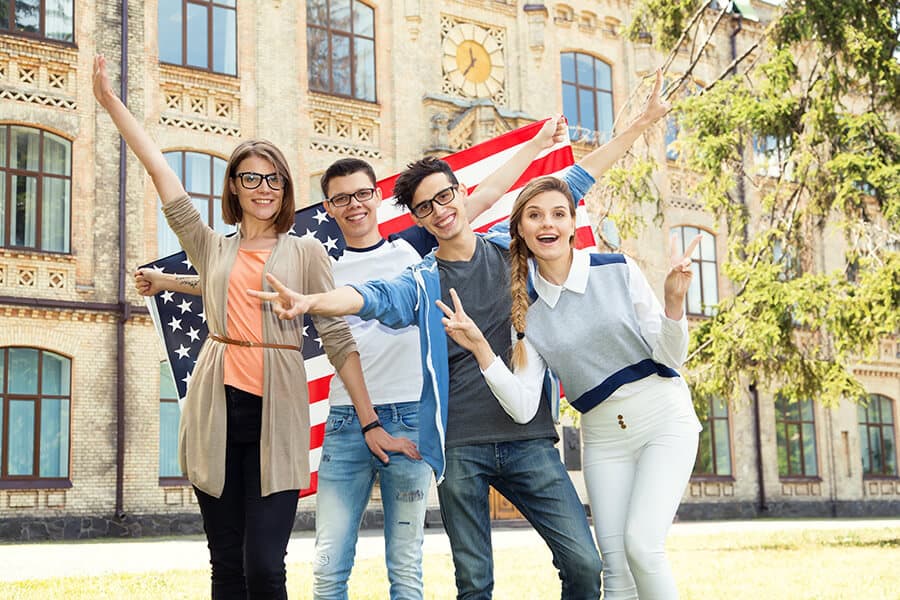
620, 423, 627, 429
617, 414, 624, 420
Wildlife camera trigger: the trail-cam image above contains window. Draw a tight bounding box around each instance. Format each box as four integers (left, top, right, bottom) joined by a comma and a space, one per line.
158, 151, 231, 257
672, 226, 718, 316
663, 79, 702, 161
753, 134, 793, 178
0, 125, 71, 253
307, 0, 376, 102
859, 394, 897, 477
561, 52, 613, 144
158, 0, 237, 75
159, 363, 183, 479
0, 0, 74, 42
1, 348, 70, 482
694, 396, 732, 477
775, 396, 818, 478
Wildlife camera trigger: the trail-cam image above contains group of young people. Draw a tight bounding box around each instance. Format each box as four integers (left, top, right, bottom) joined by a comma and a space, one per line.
95, 49, 701, 599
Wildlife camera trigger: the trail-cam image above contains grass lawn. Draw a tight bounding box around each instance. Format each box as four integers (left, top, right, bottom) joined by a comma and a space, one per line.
2, 526, 898, 599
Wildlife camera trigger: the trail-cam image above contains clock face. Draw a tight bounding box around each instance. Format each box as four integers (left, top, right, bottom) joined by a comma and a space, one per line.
442, 23, 505, 98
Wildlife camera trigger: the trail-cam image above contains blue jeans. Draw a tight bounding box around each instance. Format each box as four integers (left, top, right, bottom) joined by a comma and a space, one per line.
313, 401, 432, 600
438, 438, 602, 600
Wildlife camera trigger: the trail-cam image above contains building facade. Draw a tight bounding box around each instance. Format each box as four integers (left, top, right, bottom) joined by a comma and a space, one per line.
0, 0, 897, 540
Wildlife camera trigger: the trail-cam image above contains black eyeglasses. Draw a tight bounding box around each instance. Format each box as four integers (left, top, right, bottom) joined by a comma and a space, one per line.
328, 187, 377, 207
410, 185, 458, 218
234, 171, 285, 191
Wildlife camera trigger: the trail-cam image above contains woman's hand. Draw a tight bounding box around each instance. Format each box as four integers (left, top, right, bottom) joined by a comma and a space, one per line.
636, 68, 670, 128
664, 234, 701, 320
436, 288, 497, 369
92, 55, 115, 107
134, 268, 163, 296
532, 114, 568, 150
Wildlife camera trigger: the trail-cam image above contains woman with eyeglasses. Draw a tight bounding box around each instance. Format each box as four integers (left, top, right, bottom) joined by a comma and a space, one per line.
92, 55, 418, 600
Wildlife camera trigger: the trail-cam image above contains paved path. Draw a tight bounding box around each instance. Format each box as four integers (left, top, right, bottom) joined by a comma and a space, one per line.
0, 518, 898, 582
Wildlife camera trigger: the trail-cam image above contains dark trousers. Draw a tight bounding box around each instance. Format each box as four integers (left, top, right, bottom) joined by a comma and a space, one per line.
194, 386, 300, 600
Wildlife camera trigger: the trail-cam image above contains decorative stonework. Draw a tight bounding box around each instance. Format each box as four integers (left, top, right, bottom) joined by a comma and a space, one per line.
308, 93, 382, 159
0, 249, 78, 300
689, 479, 735, 498
440, 15, 507, 106
865, 480, 900, 497
158, 64, 241, 138
0, 36, 78, 111
780, 480, 822, 497
448, 0, 516, 17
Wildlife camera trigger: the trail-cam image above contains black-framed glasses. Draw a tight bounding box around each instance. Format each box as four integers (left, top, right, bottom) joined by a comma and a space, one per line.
234, 171, 285, 191
410, 185, 458, 218
328, 187, 377, 207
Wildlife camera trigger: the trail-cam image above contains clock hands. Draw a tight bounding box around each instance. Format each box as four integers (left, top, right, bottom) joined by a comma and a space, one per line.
462, 46, 477, 77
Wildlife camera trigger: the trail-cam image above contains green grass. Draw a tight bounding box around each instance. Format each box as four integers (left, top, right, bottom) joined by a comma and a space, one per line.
2, 527, 899, 599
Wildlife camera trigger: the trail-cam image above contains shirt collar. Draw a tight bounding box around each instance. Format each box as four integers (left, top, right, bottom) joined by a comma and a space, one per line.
531, 249, 590, 309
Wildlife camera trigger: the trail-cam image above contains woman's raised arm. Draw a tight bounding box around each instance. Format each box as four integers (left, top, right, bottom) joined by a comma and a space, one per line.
92, 55, 187, 205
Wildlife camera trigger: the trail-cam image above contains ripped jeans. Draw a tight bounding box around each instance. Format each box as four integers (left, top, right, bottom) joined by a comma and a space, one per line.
313, 401, 432, 600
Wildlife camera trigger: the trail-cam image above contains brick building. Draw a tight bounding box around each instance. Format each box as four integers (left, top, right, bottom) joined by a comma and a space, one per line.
0, 0, 897, 540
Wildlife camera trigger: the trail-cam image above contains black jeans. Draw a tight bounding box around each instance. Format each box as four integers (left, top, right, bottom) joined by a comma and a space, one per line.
194, 386, 300, 600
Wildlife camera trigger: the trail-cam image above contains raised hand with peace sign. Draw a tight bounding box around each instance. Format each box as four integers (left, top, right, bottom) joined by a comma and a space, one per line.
664, 233, 702, 320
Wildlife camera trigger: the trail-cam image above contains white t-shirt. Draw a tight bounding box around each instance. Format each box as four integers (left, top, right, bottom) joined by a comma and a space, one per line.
327, 238, 425, 406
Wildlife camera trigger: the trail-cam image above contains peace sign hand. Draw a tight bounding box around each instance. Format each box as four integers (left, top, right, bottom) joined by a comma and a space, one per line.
663, 234, 701, 320
435, 289, 496, 368
247, 273, 310, 320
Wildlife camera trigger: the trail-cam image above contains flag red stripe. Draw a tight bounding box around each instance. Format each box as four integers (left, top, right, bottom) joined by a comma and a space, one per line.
307, 374, 333, 402
299, 472, 318, 498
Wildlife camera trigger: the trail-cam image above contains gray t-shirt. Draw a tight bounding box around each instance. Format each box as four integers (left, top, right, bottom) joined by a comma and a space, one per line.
438, 236, 557, 447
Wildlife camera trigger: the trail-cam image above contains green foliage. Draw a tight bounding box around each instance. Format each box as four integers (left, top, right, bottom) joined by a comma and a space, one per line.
622, 0, 900, 406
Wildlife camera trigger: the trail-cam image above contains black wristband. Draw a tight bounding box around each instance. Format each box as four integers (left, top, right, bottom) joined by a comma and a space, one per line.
361, 419, 382, 435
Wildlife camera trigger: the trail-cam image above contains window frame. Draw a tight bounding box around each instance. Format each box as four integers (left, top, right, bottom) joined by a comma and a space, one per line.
672, 225, 718, 317
859, 394, 898, 479
158, 362, 188, 485
158, 0, 238, 76
0, 346, 72, 488
560, 51, 614, 145
774, 396, 819, 479
0, 0, 76, 44
306, 0, 377, 103
693, 396, 734, 479
0, 124, 73, 254
158, 149, 231, 257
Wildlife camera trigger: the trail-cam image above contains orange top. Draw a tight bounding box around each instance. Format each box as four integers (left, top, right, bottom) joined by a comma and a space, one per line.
223, 248, 271, 396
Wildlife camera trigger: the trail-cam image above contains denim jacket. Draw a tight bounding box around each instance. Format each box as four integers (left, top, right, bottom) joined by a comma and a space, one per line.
348, 165, 595, 482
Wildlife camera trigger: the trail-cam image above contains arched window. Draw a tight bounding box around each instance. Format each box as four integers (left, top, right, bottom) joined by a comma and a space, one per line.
158, 0, 237, 75
0, 0, 74, 42
859, 394, 897, 477
307, 0, 376, 102
158, 151, 231, 258
775, 396, 818, 478
1, 347, 71, 482
560, 52, 613, 144
0, 125, 71, 253
694, 396, 732, 477
159, 363, 183, 480
672, 225, 718, 316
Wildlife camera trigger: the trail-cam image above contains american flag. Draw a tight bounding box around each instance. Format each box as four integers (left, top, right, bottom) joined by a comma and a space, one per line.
144, 120, 596, 496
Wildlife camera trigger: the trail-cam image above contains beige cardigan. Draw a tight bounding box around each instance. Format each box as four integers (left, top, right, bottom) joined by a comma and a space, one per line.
163, 195, 357, 498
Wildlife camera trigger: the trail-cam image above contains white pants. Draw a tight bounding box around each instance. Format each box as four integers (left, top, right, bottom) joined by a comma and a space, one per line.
581, 376, 700, 600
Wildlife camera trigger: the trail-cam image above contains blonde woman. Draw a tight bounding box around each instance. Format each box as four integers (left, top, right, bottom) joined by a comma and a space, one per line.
438, 176, 702, 599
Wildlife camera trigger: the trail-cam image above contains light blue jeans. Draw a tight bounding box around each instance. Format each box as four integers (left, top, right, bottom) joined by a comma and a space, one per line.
313, 401, 432, 600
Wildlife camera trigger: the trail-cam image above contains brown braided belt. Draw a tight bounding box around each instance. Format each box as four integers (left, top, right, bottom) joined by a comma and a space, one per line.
208, 333, 300, 351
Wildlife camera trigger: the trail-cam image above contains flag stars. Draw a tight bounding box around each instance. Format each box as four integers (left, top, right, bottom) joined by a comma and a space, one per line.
160, 290, 175, 304
323, 236, 338, 252
302, 228, 318, 240
186, 327, 201, 342
182, 257, 193, 270
174, 344, 191, 359
168, 316, 183, 332
182, 370, 192, 387
177, 299, 193, 314
313, 210, 329, 225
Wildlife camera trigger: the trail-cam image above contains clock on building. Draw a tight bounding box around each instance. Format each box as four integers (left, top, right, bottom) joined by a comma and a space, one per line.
441, 22, 505, 99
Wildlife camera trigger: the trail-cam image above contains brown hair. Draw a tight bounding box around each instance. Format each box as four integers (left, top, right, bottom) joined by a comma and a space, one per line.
392, 156, 458, 211
508, 176, 577, 369
221, 139, 296, 233
320, 158, 376, 199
